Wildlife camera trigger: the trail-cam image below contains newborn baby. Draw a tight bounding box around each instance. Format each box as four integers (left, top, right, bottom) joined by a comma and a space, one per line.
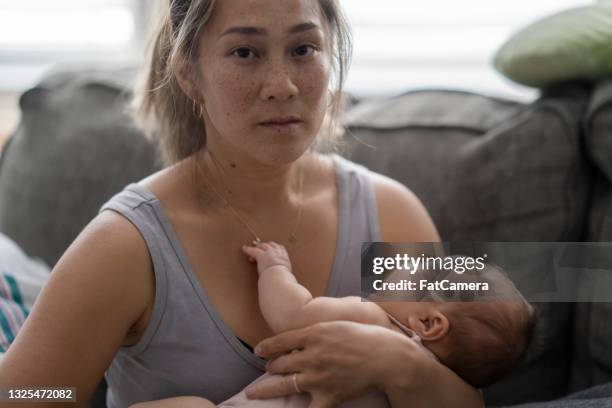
216, 242, 535, 407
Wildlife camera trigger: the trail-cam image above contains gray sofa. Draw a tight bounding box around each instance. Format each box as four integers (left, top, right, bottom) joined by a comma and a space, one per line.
0, 67, 611, 407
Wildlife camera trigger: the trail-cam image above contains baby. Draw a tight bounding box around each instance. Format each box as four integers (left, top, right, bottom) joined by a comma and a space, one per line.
215, 242, 536, 407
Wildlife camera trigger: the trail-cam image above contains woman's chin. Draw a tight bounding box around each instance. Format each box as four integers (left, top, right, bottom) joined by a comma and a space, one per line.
247, 131, 316, 161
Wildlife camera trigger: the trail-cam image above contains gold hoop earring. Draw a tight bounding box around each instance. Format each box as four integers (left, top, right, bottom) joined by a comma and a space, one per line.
198, 103, 205, 119
192, 99, 199, 118
192, 99, 205, 119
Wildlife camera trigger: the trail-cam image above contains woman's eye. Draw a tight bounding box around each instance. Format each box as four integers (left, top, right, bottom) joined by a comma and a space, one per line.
232, 47, 256, 59
294, 44, 317, 57
230, 44, 317, 60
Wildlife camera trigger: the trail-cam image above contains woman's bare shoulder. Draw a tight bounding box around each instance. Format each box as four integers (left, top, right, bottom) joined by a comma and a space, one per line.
368, 171, 441, 243
308, 152, 338, 186
138, 159, 191, 199
138, 157, 212, 215
52, 208, 156, 348
67, 209, 154, 322
92, 210, 156, 343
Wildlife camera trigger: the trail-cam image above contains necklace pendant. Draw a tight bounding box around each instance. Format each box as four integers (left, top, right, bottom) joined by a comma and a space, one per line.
252, 237, 261, 246
289, 235, 298, 244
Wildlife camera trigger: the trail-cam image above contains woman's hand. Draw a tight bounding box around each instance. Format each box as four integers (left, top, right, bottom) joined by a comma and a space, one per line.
244, 321, 428, 407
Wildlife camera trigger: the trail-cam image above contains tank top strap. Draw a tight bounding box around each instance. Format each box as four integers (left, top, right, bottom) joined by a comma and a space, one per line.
330, 154, 382, 298
98, 183, 171, 357
332, 154, 382, 243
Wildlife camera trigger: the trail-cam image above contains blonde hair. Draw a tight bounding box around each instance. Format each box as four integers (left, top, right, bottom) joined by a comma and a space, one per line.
133, 0, 353, 166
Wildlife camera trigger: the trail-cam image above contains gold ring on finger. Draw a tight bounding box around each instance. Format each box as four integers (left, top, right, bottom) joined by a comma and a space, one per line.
292, 372, 302, 393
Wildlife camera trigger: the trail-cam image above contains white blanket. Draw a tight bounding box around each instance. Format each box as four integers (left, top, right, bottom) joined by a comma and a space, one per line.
0, 233, 50, 357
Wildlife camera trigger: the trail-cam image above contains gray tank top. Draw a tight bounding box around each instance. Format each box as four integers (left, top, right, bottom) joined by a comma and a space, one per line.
99, 154, 382, 407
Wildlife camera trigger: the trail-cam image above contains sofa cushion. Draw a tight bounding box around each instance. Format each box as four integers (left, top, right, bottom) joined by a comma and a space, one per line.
570, 79, 612, 392
585, 78, 612, 185
343, 86, 592, 242
493, 4, 612, 88
0, 66, 162, 268
341, 85, 593, 405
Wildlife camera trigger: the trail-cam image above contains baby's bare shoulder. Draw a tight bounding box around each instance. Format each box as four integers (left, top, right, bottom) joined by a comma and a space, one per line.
299, 296, 393, 330
338, 296, 393, 328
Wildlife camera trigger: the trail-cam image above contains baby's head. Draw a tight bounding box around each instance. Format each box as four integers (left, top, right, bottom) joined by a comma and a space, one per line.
381, 298, 535, 388
376, 264, 536, 388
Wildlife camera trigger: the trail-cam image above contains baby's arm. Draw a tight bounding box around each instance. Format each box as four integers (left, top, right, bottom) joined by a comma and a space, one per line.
242, 243, 389, 333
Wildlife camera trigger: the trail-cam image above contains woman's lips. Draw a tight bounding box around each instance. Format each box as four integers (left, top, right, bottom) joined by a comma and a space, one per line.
259, 120, 303, 132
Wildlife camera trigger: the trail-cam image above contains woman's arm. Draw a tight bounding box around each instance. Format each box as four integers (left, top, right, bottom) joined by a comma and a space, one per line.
382, 343, 483, 408
247, 321, 482, 408
0, 211, 153, 408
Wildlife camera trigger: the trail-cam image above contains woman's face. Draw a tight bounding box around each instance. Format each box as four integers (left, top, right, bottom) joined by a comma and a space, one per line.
193, 0, 333, 164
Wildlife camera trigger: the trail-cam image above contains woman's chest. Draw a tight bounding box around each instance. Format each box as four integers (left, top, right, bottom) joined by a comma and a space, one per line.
129, 154, 343, 347
179, 206, 340, 347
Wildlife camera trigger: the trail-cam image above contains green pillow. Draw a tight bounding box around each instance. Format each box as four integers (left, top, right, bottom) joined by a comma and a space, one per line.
494, 3, 612, 88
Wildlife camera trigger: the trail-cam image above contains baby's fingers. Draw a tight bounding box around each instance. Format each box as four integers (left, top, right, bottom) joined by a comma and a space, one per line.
242, 244, 264, 262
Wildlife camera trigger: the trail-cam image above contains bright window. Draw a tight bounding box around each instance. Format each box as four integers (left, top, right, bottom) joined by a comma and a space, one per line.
341, 0, 594, 100
0, 0, 146, 91
0, 0, 134, 50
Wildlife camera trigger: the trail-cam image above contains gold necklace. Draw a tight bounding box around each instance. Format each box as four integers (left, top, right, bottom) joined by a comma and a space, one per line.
200, 151, 304, 247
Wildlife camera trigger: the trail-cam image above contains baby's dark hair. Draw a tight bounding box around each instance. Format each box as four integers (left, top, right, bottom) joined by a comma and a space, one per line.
439, 299, 537, 388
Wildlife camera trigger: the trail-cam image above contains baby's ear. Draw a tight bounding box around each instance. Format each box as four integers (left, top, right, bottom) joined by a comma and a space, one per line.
408, 310, 449, 341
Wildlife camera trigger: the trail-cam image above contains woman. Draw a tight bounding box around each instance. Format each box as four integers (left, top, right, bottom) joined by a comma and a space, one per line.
0, 0, 482, 407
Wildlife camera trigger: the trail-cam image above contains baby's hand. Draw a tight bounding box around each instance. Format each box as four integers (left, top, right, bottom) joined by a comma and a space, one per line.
241, 242, 292, 276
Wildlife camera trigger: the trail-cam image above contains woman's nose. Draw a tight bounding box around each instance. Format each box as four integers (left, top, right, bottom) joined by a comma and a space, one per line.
259, 61, 299, 102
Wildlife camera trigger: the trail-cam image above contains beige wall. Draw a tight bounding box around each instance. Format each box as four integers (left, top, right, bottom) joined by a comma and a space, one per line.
0, 92, 20, 150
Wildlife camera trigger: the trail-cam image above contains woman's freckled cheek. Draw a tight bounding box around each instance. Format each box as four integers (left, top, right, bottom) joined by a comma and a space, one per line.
212, 73, 249, 114
304, 84, 315, 94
